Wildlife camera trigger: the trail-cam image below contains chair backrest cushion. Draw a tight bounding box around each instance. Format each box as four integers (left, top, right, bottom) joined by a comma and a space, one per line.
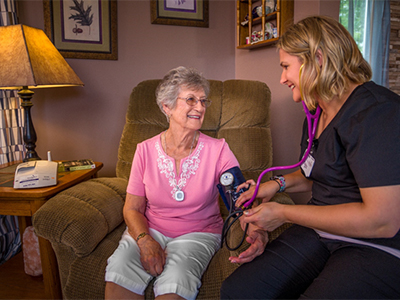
116, 79, 273, 183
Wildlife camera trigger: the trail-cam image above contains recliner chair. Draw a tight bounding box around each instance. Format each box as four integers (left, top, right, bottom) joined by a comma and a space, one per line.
33, 79, 293, 299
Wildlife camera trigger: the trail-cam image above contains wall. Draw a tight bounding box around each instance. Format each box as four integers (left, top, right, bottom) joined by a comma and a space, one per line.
16, 0, 236, 177
235, 0, 340, 203
16, 0, 341, 204
390, 0, 400, 94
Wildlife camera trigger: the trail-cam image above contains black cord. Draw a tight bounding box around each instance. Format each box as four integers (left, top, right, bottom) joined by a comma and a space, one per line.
221, 210, 249, 250
220, 193, 249, 251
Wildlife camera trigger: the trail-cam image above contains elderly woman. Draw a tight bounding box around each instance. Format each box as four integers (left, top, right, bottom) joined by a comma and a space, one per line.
105, 66, 240, 300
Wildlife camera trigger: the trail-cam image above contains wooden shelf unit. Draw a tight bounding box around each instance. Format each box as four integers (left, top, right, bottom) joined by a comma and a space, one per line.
237, 0, 294, 49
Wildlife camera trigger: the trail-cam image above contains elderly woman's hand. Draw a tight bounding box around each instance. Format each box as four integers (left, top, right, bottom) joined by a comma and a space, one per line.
228, 224, 268, 264
137, 236, 166, 277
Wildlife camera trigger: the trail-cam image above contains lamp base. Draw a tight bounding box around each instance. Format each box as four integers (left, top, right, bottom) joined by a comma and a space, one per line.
18, 88, 41, 162
23, 151, 41, 162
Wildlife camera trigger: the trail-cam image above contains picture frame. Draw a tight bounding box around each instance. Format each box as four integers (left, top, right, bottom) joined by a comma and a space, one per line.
151, 0, 209, 28
43, 0, 118, 60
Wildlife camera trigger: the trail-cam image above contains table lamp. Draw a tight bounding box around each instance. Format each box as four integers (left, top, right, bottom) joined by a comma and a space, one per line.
0, 24, 84, 161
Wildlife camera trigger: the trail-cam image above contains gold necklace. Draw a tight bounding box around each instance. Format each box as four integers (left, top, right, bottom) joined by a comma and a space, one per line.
164, 130, 197, 157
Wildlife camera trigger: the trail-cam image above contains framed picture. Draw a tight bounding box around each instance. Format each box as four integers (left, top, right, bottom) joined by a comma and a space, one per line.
151, 0, 209, 27
43, 0, 118, 60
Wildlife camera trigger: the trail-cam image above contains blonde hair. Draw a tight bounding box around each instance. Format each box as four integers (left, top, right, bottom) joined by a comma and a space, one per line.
277, 16, 372, 110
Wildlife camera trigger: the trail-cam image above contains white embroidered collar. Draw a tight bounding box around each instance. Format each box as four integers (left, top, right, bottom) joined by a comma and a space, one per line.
155, 139, 204, 200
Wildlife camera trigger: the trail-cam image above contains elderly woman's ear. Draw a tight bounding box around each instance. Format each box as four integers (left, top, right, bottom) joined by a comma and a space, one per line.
163, 104, 172, 117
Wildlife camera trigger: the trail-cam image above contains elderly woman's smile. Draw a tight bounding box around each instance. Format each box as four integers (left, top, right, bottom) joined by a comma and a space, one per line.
169, 87, 206, 130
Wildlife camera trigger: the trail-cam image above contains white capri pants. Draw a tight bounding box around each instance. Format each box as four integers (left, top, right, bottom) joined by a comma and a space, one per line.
105, 228, 221, 300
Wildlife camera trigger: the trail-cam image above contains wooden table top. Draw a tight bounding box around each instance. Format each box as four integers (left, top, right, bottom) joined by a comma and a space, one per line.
0, 161, 103, 200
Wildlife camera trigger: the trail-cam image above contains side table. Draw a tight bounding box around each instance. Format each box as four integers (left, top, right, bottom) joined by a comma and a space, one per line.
0, 161, 103, 299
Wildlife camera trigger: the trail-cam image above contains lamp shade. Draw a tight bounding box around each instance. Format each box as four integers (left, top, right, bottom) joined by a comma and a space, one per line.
0, 24, 84, 89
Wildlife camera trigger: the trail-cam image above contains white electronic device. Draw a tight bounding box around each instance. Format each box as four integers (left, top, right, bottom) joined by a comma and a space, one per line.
14, 160, 58, 189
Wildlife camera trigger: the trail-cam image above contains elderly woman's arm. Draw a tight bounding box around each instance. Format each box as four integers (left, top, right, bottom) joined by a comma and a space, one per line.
123, 193, 166, 276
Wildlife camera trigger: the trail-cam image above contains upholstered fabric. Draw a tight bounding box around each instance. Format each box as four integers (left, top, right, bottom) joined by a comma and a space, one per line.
33, 178, 127, 257
116, 79, 273, 182
33, 79, 293, 300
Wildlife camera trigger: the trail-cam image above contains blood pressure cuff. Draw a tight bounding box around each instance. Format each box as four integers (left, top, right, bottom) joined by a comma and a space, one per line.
217, 166, 247, 211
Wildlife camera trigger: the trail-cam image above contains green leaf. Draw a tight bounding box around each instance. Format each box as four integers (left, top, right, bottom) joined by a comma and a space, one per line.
68, 0, 93, 27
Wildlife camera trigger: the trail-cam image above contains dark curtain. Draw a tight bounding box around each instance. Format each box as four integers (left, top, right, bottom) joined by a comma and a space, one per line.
0, 0, 23, 265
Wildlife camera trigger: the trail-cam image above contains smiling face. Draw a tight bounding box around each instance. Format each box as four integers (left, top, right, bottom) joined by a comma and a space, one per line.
279, 49, 303, 103
163, 86, 206, 131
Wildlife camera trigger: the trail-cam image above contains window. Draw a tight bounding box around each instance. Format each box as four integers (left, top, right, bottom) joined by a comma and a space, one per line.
339, 0, 367, 54
339, 0, 390, 87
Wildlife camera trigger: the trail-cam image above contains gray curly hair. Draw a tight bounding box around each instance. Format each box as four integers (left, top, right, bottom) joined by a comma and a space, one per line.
156, 66, 210, 121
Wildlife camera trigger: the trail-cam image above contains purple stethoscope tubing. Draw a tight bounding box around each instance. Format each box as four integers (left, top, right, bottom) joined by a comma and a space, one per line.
242, 101, 321, 208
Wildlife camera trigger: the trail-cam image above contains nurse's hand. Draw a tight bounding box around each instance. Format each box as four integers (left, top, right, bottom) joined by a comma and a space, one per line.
137, 235, 166, 276
242, 201, 285, 232
235, 180, 280, 208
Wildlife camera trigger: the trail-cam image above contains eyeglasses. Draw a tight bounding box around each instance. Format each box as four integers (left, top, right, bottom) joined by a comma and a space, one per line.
177, 96, 212, 108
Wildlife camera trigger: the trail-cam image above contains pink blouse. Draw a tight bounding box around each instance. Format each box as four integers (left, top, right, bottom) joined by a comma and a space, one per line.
127, 132, 239, 238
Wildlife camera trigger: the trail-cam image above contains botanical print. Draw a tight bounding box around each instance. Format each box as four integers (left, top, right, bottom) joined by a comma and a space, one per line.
69, 0, 94, 34
62, 0, 101, 43
165, 0, 195, 12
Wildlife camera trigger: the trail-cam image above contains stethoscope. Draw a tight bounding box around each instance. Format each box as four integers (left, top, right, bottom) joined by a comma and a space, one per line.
221, 64, 322, 250
242, 101, 321, 209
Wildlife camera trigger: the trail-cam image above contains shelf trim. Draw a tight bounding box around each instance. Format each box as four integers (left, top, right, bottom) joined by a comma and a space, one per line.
237, 37, 278, 49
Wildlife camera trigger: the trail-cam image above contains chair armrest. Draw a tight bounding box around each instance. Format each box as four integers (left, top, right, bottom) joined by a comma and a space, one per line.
33, 177, 127, 257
